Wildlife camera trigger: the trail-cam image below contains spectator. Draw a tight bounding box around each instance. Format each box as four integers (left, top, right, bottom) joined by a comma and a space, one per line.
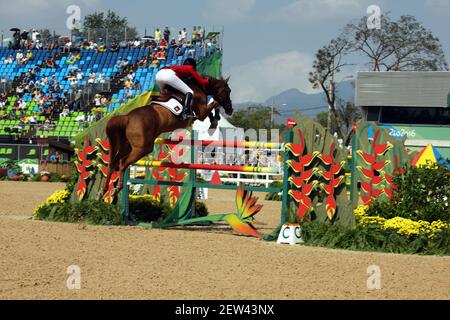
198, 26, 205, 42
69, 78, 78, 89
159, 38, 167, 49
124, 78, 133, 89
45, 57, 56, 68
124, 87, 133, 99
174, 46, 183, 57
94, 94, 101, 107
72, 90, 82, 111
163, 26, 170, 42
88, 71, 96, 84
134, 80, 141, 91
25, 50, 33, 61
16, 49, 24, 64
28, 114, 37, 124
33, 39, 43, 50
191, 26, 197, 43
20, 30, 29, 48
75, 113, 85, 122
87, 112, 95, 122
19, 99, 27, 110
127, 71, 135, 81
110, 42, 119, 52
133, 38, 141, 48
157, 48, 166, 60
16, 85, 24, 95
155, 28, 161, 42
3, 55, 13, 65
97, 72, 106, 84
63, 40, 72, 53
31, 29, 39, 42
60, 105, 70, 118
181, 27, 187, 42
137, 57, 147, 68
76, 70, 83, 81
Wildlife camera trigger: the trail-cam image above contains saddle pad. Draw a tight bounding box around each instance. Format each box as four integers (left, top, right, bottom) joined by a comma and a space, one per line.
154, 98, 183, 115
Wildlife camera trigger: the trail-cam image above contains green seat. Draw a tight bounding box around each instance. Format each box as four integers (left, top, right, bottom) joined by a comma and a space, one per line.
6, 148, 13, 155
27, 149, 37, 156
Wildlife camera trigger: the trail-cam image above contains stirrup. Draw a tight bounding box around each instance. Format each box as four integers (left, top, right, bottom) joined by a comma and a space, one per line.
180, 112, 194, 120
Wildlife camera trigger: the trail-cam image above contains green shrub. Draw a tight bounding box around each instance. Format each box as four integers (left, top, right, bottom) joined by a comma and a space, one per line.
36, 200, 123, 225
129, 195, 171, 222
366, 163, 450, 222
301, 220, 450, 255
265, 181, 283, 201
193, 201, 209, 217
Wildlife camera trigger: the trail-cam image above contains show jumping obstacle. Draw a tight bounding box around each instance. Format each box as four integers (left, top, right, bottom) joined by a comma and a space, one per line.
120, 130, 294, 234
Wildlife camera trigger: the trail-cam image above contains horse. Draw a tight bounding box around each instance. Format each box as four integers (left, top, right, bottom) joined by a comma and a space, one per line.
100, 76, 233, 198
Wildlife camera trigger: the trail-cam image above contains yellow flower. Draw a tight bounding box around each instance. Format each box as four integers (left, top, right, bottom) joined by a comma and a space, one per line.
353, 204, 450, 238
34, 190, 70, 219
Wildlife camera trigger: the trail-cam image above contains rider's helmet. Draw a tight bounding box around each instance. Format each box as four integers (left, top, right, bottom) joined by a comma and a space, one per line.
183, 58, 197, 69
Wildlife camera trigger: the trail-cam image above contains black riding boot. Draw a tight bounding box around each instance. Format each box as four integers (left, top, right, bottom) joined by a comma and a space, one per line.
180, 92, 194, 120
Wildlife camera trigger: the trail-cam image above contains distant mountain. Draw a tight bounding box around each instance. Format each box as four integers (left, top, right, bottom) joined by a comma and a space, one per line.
233, 80, 355, 124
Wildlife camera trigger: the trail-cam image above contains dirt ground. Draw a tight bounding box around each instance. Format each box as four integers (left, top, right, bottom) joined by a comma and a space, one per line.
0, 181, 449, 300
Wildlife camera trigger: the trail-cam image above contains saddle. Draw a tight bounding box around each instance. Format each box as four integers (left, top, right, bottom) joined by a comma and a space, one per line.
152, 94, 184, 116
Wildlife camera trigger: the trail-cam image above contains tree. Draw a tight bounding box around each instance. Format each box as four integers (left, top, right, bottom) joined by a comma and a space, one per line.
315, 111, 328, 129
82, 10, 138, 44
310, 13, 448, 144
309, 35, 351, 138
314, 100, 362, 144
227, 105, 283, 134
346, 14, 448, 71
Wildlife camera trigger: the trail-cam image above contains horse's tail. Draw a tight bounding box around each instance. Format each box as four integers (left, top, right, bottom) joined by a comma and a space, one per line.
106, 115, 129, 169
102, 115, 129, 194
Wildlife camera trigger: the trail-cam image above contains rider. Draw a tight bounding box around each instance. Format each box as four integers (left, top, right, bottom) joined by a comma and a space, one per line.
155, 58, 209, 120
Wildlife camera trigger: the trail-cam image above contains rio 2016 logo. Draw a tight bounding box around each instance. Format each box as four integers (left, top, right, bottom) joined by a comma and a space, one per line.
388, 128, 416, 139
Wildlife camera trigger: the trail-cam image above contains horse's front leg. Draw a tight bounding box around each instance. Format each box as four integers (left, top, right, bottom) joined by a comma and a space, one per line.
197, 100, 220, 122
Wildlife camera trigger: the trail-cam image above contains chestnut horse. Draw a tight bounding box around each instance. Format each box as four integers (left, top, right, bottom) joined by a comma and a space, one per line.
101, 76, 233, 197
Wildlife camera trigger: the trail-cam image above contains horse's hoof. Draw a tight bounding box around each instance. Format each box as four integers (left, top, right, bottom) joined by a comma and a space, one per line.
225, 108, 233, 116
209, 120, 218, 130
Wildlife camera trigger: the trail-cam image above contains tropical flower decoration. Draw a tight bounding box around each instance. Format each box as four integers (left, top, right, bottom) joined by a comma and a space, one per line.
223, 183, 263, 238
168, 167, 188, 206
316, 143, 346, 220
356, 128, 393, 205
95, 137, 120, 204
74, 136, 98, 200
285, 129, 319, 220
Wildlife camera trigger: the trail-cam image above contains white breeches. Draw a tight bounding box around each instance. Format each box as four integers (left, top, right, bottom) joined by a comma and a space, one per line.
155, 69, 194, 95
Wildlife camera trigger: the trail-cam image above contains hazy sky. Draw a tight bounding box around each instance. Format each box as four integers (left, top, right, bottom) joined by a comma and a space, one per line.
0, 0, 449, 102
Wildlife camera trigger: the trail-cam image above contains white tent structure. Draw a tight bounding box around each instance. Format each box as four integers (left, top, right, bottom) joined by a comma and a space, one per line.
192, 112, 236, 141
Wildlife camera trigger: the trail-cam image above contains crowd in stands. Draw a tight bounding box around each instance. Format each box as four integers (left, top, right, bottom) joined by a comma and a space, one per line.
0, 26, 221, 144
7, 26, 220, 55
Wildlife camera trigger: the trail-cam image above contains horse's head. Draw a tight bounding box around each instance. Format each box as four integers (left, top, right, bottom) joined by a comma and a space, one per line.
207, 76, 233, 115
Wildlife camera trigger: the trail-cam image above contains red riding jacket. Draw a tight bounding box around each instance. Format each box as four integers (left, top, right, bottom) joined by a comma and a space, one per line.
164, 65, 209, 87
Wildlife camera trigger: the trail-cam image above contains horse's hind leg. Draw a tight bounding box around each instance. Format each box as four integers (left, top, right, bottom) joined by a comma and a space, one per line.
116, 145, 153, 194
101, 136, 131, 196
